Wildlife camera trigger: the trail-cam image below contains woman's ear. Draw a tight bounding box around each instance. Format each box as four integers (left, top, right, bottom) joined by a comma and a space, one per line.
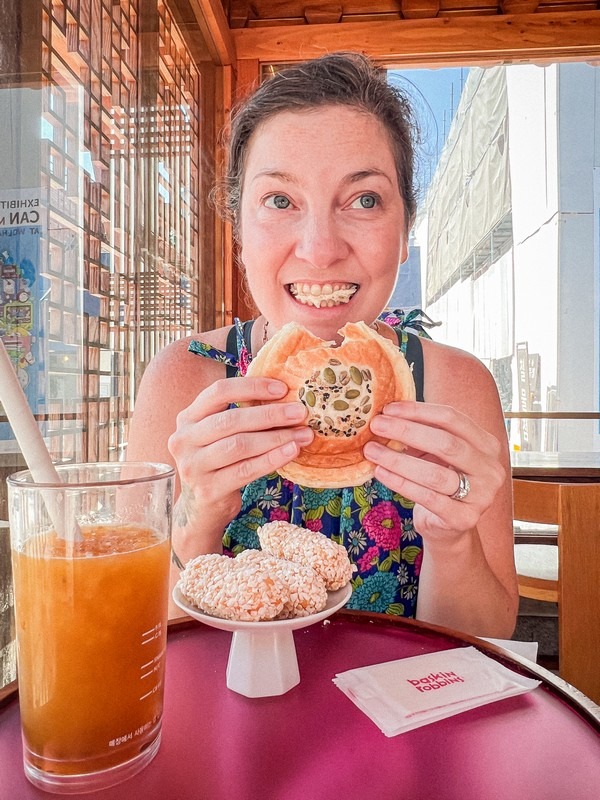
399, 234, 409, 266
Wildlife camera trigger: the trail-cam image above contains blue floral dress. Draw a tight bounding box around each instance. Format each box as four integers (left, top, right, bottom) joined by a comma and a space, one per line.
188, 313, 431, 617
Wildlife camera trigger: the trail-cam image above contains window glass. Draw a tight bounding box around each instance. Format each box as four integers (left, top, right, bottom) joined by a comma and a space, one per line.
388, 63, 600, 454
0, 0, 202, 468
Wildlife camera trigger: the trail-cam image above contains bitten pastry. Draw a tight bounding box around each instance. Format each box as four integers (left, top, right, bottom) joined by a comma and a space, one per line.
245, 320, 415, 487
257, 521, 355, 591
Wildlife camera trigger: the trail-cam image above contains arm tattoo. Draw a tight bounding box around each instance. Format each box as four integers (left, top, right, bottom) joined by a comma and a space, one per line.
171, 483, 197, 570
174, 482, 196, 528
171, 547, 185, 570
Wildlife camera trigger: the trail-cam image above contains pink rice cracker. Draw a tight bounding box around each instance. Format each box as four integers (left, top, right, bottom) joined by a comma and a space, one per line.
257, 520, 355, 591
237, 549, 327, 618
178, 553, 285, 621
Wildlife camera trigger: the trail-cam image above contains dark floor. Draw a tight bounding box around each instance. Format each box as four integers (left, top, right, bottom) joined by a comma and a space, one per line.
512, 596, 559, 671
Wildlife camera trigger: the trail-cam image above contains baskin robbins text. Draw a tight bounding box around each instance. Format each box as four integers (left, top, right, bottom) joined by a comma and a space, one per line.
407, 671, 465, 692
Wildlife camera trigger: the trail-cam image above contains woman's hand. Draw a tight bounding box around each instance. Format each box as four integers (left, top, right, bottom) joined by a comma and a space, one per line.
364, 400, 506, 542
167, 376, 313, 545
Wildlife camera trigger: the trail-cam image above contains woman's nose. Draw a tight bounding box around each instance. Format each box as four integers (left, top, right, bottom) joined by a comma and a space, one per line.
294, 213, 349, 269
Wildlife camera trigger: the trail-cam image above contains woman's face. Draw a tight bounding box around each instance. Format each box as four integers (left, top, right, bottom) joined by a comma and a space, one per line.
239, 106, 409, 342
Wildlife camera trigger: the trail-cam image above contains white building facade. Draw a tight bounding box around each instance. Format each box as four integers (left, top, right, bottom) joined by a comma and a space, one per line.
415, 63, 600, 453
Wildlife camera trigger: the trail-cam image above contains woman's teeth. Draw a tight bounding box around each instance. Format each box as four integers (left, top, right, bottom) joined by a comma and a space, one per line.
288, 282, 358, 308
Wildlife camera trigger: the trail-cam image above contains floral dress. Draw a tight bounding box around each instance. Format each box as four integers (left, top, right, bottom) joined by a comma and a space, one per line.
188, 313, 431, 617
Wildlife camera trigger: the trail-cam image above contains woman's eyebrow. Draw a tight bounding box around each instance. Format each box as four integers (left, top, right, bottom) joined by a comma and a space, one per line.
251, 169, 295, 184
345, 169, 393, 185
250, 168, 393, 186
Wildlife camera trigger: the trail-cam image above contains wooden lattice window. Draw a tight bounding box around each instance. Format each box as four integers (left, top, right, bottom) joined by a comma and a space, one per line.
33, 0, 201, 463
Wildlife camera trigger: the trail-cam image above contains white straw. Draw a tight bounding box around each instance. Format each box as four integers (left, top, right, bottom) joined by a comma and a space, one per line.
0, 340, 78, 539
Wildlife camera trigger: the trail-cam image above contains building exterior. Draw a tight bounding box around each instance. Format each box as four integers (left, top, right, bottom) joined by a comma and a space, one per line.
416, 63, 600, 453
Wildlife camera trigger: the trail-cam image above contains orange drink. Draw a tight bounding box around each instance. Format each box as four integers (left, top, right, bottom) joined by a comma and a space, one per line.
8, 462, 174, 794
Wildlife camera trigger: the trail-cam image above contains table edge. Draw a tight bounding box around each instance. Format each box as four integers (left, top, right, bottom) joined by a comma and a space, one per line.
3, 611, 599, 731
331, 610, 600, 728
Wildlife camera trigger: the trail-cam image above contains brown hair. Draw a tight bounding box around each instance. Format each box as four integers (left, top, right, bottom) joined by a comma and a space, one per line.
217, 52, 419, 236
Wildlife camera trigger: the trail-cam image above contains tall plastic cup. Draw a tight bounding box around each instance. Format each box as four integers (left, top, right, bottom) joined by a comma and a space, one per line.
7, 462, 174, 794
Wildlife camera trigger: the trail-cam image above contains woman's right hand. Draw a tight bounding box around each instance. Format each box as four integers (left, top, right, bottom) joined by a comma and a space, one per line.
167, 376, 313, 556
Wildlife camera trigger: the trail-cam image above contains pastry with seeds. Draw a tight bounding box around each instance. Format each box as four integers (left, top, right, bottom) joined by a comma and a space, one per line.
245, 320, 416, 488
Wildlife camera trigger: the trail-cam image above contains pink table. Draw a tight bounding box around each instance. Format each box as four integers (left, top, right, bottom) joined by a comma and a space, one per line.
1, 612, 599, 799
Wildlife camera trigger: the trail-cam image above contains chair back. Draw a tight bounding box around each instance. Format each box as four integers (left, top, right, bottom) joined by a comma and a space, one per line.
512, 479, 600, 705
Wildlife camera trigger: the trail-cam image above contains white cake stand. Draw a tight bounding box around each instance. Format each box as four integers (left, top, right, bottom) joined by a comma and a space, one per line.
173, 584, 352, 698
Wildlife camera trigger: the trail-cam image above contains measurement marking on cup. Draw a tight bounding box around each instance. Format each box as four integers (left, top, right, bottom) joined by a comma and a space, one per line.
141, 622, 163, 645
140, 651, 164, 681
140, 662, 160, 680
140, 681, 162, 702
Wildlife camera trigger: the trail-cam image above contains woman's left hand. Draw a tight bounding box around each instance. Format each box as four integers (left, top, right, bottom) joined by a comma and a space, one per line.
363, 400, 507, 541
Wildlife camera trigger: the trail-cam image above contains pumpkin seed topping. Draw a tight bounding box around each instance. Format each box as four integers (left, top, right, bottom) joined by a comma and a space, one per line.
349, 366, 363, 385
297, 360, 374, 438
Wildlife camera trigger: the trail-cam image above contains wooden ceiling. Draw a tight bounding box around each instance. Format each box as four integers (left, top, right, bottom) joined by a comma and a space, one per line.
177, 1, 600, 67
223, 1, 599, 27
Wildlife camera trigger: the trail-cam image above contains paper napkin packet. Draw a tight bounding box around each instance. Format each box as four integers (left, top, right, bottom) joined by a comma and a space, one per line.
333, 646, 541, 736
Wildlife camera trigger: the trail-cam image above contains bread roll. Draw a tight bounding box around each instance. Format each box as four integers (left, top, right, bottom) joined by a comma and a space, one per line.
245, 321, 415, 487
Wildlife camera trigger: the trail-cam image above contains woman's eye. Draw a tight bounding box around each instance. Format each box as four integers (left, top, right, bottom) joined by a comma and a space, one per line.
350, 194, 379, 209
265, 195, 291, 209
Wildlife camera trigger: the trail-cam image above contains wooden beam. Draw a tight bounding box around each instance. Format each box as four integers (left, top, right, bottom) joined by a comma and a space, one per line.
215, 65, 234, 327
232, 11, 600, 66
198, 62, 219, 330
236, 58, 260, 100
226, 58, 260, 322
187, 0, 236, 65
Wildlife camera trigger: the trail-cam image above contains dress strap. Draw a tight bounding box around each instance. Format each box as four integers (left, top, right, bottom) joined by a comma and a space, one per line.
224, 318, 255, 377
188, 318, 252, 377
397, 330, 424, 402
224, 325, 237, 378
243, 319, 255, 350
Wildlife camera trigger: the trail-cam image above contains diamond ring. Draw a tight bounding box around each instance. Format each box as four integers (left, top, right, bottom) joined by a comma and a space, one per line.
450, 471, 471, 501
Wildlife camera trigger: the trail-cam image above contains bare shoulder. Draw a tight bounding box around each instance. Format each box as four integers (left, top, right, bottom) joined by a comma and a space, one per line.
140, 326, 232, 392
420, 338, 502, 424
126, 325, 232, 463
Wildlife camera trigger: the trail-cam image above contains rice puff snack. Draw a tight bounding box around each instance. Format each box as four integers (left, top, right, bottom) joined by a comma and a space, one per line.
257, 521, 355, 591
236, 549, 327, 618
178, 553, 286, 621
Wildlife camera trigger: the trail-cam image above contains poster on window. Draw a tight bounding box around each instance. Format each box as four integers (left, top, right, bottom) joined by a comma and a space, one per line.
0, 188, 48, 449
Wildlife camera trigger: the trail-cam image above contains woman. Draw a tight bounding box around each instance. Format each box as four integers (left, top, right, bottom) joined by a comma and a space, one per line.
127, 52, 518, 637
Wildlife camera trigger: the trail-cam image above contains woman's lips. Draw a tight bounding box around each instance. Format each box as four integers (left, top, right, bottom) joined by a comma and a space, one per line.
288, 282, 358, 308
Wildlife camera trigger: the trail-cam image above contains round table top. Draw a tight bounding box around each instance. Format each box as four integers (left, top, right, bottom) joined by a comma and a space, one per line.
1, 612, 599, 800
